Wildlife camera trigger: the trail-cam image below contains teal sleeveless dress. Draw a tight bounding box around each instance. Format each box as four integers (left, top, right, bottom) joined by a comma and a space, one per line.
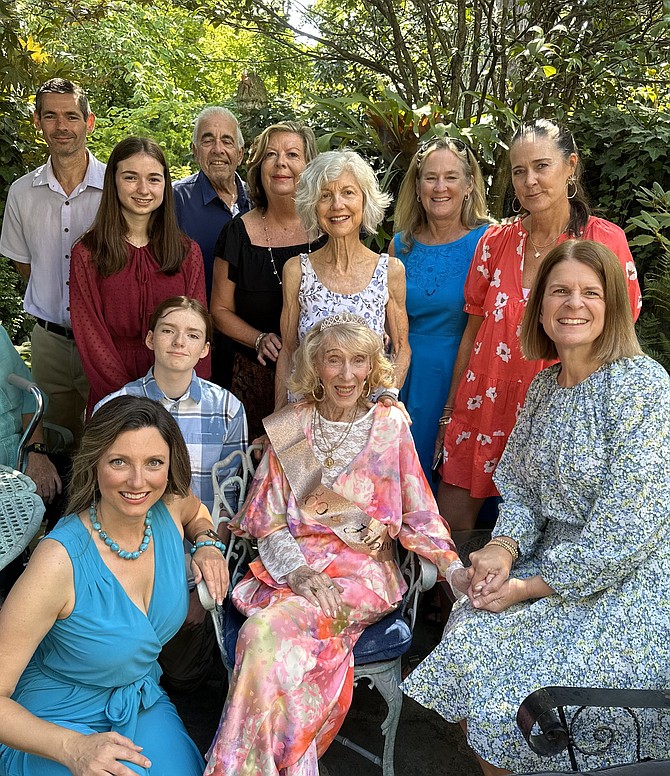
0, 502, 204, 775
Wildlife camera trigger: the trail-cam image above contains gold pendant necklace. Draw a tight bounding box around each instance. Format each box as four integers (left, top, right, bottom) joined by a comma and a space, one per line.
527, 219, 568, 259
311, 407, 357, 468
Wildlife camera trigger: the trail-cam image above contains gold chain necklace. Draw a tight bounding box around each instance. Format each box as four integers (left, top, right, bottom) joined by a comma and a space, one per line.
527, 219, 568, 260
311, 406, 358, 468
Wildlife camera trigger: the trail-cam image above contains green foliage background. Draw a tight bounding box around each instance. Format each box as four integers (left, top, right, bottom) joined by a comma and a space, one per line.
1, 0, 669, 368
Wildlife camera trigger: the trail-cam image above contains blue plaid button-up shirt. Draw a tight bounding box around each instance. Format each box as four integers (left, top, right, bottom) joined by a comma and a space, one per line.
96, 369, 247, 512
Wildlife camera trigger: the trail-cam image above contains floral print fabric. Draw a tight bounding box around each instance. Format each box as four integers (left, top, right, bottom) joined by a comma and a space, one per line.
204, 404, 458, 775
296, 253, 388, 341
403, 357, 670, 771
441, 217, 641, 498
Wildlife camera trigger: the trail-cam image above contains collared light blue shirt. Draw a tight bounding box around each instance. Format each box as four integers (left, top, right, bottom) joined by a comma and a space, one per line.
0, 326, 36, 468
173, 170, 251, 301
95, 369, 247, 513
0, 152, 106, 326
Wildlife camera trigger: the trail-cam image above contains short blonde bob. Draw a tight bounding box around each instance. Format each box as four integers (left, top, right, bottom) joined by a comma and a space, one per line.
288, 314, 395, 404
295, 150, 392, 240
521, 240, 642, 363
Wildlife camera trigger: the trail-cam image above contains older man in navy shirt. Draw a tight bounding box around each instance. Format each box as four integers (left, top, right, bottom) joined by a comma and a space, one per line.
173, 107, 251, 386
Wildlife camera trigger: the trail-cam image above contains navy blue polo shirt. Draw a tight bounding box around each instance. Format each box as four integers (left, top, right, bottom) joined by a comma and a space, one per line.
173, 170, 251, 301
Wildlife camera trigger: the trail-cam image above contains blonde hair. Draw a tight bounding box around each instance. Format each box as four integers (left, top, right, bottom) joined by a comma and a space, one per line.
246, 122, 318, 209
521, 240, 642, 363
288, 316, 394, 403
394, 138, 492, 252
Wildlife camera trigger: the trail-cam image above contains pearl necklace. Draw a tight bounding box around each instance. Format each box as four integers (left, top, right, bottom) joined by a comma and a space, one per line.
89, 503, 153, 560
527, 219, 568, 259
311, 406, 358, 468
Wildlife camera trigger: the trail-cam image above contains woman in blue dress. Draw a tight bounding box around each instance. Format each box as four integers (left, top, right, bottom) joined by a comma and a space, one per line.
0, 396, 228, 775
403, 241, 670, 774
390, 137, 492, 487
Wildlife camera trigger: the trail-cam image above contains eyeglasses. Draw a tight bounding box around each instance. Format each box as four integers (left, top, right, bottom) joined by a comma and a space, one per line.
416, 137, 470, 165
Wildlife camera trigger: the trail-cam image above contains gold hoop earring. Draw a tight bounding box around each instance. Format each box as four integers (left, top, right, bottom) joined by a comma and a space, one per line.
566, 178, 577, 200
363, 378, 371, 399
313, 380, 325, 402
464, 192, 470, 201
511, 196, 522, 213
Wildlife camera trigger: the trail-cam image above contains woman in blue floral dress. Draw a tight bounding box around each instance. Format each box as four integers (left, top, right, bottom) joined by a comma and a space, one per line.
402, 240, 670, 774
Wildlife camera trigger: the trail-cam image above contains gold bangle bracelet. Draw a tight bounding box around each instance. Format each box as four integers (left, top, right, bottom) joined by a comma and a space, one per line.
488, 537, 519, 563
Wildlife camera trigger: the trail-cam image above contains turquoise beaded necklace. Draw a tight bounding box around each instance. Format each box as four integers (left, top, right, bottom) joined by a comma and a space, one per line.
89, 502, 153, 560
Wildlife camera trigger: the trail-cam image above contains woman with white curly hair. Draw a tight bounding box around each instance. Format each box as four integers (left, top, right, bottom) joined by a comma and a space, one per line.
274, 150, 410, 409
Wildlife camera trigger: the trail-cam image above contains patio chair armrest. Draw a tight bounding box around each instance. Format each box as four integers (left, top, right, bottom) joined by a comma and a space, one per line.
196, 579, 216, 613
417, 555, 438, 592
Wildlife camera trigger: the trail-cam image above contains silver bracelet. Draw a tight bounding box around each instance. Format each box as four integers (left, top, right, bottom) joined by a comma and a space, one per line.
254, 332, 268, 353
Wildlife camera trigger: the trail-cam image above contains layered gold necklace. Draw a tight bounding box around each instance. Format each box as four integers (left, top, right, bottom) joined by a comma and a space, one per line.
311, 406, 358, 468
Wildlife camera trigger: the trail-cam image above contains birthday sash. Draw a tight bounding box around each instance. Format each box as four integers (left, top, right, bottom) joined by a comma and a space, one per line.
263, 406, 394, 562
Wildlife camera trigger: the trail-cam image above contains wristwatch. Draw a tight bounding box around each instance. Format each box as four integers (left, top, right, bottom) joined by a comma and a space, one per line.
25, 442, 48, 455
192, 528, 220, 543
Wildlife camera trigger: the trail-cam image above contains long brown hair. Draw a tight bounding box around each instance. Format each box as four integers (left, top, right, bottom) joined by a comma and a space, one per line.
80, 136, 188, 278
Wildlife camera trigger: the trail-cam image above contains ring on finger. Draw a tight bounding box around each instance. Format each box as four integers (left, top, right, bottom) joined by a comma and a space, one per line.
310, 586, 318, 595
327, 584, 335, 590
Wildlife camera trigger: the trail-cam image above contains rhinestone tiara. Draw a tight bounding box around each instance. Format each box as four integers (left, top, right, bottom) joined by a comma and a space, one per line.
318, 312, 368, 331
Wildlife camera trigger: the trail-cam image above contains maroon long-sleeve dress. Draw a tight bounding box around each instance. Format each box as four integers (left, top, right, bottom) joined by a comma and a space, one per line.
70, 239, 210, 411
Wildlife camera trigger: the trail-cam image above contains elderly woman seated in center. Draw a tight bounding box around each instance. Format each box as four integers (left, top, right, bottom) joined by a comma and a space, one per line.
204, 313, 468, 775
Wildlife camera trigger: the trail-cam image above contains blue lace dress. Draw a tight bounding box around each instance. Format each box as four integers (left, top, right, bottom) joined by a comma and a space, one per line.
394, 227, 488, 485
402, 357, 670, 771
0, 502, 204, 775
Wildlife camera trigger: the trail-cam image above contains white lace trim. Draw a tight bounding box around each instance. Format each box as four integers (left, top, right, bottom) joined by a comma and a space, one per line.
258, 528, 305, 583
312, 407, 375, 487
258, 407, 376, 582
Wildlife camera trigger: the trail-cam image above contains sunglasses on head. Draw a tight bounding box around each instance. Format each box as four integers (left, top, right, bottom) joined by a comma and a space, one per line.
416, 137, 471, 168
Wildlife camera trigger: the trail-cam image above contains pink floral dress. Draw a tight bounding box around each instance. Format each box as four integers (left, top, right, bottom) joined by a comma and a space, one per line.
204, 403, 458, 776
441, 217, 641, 498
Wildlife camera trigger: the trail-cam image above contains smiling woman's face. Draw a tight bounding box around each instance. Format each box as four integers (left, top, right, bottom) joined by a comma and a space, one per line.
316, 342, 371, 412
259, 132, 307, 201
316, 171, 364, 238
540, 259, 606, 358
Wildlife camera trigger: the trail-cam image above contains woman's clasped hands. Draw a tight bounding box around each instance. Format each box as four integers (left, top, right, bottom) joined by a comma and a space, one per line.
286, 565, 344, 619
464, 540, 525, 613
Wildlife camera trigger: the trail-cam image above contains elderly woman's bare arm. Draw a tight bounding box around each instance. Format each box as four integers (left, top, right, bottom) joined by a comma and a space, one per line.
275, 256, 302, 410
385, 257, 411, 389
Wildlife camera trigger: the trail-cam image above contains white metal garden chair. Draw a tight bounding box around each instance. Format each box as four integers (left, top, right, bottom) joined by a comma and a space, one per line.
199, 444, 437, 775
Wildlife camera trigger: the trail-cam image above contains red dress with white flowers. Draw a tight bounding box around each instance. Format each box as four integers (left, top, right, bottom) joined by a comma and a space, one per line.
441, 216, 641, 498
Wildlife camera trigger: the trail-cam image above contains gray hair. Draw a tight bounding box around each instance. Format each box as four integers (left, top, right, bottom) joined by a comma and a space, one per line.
295, 150, 392, 240
192, 106, 243, 149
